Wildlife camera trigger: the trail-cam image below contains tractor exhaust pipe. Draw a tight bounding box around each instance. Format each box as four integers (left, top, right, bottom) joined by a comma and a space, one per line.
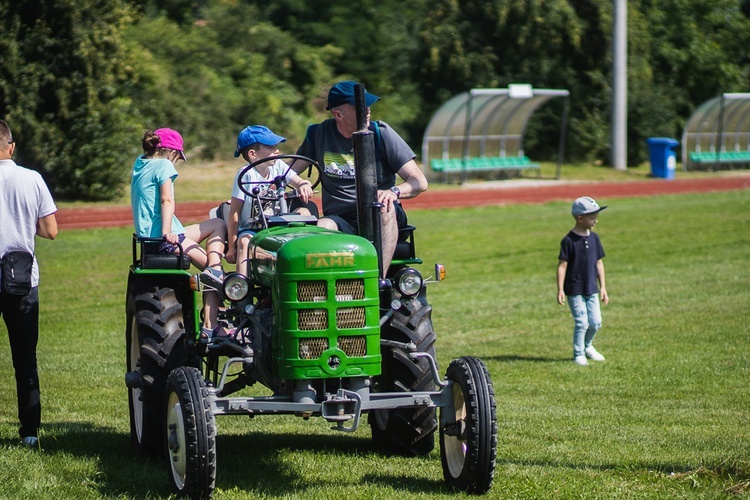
352, 83, 384, 278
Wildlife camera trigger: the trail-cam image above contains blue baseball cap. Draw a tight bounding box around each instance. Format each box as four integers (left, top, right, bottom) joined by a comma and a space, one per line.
234, 125, 286, 157
326, 81, 380, 110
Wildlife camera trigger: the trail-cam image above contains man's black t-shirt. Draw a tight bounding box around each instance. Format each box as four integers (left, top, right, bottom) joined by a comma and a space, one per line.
296, 119, 415, 220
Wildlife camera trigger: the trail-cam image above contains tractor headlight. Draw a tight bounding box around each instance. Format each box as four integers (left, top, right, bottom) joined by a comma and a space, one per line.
394, 268, 423, 297
223, 273, 250, 301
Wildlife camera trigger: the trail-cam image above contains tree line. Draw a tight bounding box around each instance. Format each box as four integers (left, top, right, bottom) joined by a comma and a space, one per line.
2, 0, 749, 201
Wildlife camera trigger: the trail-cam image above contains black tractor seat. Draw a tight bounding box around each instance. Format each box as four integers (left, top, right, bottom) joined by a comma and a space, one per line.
132, 235, 191, 270
393, 225, 417, 261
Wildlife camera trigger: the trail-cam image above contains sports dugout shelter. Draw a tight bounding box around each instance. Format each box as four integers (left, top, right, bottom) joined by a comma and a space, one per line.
421, 84, 570, 183
681, 92, 750, 170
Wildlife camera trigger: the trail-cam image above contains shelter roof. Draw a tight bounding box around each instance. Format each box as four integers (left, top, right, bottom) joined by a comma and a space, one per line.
421, 85, 569, 176
681, 93, 750, 167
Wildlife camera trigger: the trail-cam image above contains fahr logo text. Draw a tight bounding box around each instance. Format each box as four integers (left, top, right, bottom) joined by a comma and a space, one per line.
305, 252, 356, 269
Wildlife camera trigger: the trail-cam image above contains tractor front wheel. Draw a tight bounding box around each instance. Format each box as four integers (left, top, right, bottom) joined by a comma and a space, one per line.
165, 366, 217, 499
440, 356, 497, 494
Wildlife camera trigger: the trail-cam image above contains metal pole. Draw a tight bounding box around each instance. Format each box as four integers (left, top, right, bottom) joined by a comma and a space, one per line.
556, 96, 570, 180
352, 84, 383, 276
716, 93, 726, 166
461, 91, 473, 185
611, 0, 627, 171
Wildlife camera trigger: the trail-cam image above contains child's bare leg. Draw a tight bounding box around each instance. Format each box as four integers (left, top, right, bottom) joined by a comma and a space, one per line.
237, 233, 252, 276
202, 290, 220, 330
179, 242, 220, 331
184, 219, 227, 269
294, 207, 312, 216
182, 219, 227, 333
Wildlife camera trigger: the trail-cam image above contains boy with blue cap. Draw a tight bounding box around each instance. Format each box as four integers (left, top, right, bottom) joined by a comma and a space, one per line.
225, 125, 315, 277
557, 196, 609, 366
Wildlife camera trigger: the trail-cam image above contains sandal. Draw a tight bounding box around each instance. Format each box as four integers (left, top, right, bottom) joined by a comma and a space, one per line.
214, 325, 237, 338
201, 265, 224, 281
201, 325, 237, 340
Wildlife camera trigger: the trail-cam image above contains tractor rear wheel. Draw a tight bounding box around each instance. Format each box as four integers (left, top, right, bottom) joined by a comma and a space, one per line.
440, 356, 497, 494
127, 287, 188, 457
369, 294, 438, 456
166, 366, 217, 499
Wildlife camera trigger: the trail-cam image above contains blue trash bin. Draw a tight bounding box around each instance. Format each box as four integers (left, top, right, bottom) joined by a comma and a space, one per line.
646, 137, 679, 179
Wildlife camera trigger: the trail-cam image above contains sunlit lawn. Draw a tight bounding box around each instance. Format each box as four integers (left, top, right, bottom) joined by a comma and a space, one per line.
0, 188, 748, 498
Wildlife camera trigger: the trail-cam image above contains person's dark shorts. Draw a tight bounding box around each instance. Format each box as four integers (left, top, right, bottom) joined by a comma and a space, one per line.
157, 233, 186, 254
326, 202, 408, 239
237, 228, 257, 239
289, 198, 320, 218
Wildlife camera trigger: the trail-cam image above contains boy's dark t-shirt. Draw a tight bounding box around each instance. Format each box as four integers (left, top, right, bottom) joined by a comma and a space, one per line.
558, 230, 605, 296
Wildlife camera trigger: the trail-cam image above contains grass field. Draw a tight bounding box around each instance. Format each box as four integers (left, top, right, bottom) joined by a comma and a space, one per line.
0, 188, 748, 498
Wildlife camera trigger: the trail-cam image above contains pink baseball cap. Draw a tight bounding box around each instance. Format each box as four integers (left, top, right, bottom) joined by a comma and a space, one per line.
154, 128, 187, 161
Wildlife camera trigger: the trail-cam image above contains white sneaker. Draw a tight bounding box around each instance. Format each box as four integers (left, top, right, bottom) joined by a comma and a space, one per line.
21, 436, 39, 449
585, 346, 605, 362
574, 355, 589, 366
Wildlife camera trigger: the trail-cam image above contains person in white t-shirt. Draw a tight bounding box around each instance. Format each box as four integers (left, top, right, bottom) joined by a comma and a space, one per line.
0, 120, 58, 449
225, 125, 315, 277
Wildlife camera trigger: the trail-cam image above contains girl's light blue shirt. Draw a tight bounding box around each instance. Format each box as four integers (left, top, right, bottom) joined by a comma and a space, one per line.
131, 155, 185, 238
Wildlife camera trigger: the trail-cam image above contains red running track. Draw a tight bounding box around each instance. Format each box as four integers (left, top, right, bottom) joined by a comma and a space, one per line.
56, 176, 750, 230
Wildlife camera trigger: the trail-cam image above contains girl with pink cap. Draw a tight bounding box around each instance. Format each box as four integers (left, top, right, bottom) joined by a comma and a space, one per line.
131, 128, 228, 338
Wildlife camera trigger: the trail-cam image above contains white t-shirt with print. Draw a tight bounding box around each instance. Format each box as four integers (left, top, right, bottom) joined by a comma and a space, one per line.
231, 159, 295, 230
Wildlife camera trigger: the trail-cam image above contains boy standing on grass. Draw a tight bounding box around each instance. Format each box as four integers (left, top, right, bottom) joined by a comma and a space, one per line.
225, 125, 315, 277
557, 196, 609, 366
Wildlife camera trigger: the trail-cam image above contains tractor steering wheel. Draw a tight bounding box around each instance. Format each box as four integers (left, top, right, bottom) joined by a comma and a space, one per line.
236, 154, 322, 200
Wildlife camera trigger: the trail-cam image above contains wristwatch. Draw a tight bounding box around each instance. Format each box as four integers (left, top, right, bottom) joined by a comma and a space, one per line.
390, 186, 401, 199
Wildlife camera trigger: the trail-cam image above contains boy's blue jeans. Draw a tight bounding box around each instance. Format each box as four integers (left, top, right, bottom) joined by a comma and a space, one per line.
567, 294, 602, 358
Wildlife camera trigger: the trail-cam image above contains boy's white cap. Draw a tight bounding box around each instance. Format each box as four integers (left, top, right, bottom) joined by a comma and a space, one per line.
572, 196, 607, 216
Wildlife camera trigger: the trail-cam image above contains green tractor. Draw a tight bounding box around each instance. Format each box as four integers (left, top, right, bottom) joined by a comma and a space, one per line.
125, 91, 497, 498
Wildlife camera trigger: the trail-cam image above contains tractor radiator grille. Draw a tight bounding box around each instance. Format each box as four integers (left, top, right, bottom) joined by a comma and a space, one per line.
338, 336, 367, 357
297, 280, 327, 302
299, 337, 329, 359
298, 308, 328, 330
336, 307, 366, 329
298, 336, 366, 359
298, 279, 364, 302
335, 278, 365, 301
